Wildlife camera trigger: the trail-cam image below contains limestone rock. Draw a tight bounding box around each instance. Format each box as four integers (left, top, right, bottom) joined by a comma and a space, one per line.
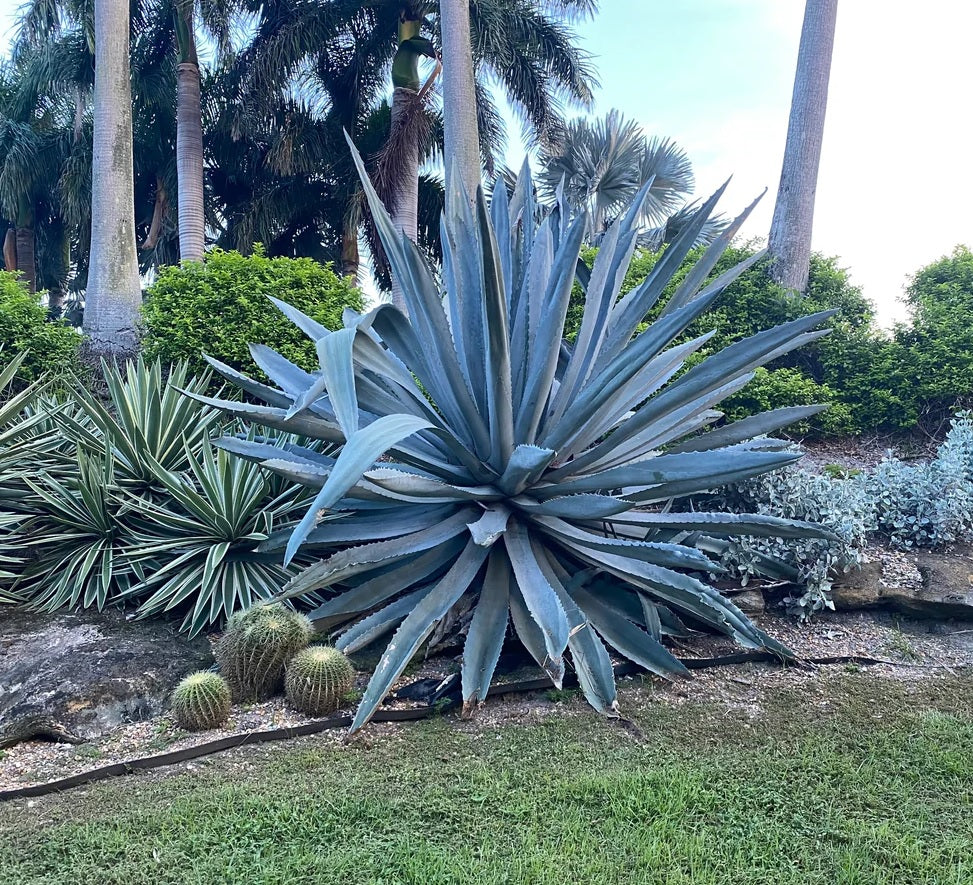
729, 589, 766, 615
832, 549, 973, 620
0, 608, 213, 748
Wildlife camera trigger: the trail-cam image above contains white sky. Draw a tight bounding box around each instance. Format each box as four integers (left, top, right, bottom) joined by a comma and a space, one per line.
3, 1, 971, 324
551, 0, 973, 325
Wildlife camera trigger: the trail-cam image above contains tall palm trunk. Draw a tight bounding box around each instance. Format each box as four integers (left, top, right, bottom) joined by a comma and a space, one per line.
382, 9, 437, 313
47, 228, 71, 319
388, 86, 419, 313
2, 228, 15, 272
13, 199, 36, 293
768, 0, 839, 293
15, 225, 36, 294
85, 0, 142, 355
439, 0, 480, 199
175, 8, 205, 262
341, 211, 360, 281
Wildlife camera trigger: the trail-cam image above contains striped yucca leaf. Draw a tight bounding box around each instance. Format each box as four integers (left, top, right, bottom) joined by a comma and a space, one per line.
12, 449, 139, 612
0, 348, 54, 602
60, 358, 221, 494
118, 440, 321, 637
195, 137, 836, 730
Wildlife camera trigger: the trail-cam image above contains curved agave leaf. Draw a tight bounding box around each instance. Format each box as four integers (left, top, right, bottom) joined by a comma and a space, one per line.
204, 139, 833, 730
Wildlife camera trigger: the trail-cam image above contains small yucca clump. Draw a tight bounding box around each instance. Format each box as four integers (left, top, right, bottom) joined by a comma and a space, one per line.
215, 603, 312, 702
172, 671, 232, 731
285, 646, 356, 716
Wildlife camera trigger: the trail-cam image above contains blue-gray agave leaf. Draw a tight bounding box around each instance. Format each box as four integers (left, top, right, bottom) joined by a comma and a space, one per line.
199, 138, 835, 731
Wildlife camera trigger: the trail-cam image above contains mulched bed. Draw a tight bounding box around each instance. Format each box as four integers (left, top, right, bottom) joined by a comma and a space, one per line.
3, 608, 970, 793
800, 433, 940, 472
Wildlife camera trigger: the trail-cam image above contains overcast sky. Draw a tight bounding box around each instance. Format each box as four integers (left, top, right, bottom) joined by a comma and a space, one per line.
2, 1, 970, 324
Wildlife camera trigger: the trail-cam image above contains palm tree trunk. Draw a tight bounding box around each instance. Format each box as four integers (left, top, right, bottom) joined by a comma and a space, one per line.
47, 229, 70, 319
85, 0, 142, 356
389, 86, 419, 312
2, 228, 15, 272
15, 225, 36, 295
140, 177, 169, 251
175, 10, 205, 262
439, 0, 480, 199
341, 206, 360, 280
768, 0, 839, 293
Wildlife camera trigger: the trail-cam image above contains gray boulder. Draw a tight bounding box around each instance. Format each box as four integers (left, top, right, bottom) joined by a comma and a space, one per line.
0, 608, 213, 748
832, 548, 973, 620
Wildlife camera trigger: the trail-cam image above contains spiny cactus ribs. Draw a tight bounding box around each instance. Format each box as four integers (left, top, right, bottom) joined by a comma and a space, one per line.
285, 646, 356, 716
172, 671, 231, 731
215, 603, 312, 702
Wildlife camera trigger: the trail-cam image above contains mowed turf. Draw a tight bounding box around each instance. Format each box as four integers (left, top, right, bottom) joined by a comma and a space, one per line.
2, 672, 972, 885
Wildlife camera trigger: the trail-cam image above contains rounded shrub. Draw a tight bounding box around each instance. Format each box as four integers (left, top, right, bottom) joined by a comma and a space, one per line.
171, 671, 232, 731
215, 602, 313, 702
0, 270, 80, 384
567, 244, 902, 435
140, 247, 362, 379
895, 245, 973, 429
722, 367, 854, 434
285, 646, 356, 716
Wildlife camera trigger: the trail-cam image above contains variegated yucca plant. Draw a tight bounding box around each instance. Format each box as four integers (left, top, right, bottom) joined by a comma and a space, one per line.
197, 140, 836, 731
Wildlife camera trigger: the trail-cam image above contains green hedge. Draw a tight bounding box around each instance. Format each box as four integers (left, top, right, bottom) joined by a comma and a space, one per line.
0, 271, 80, 384
568, 243, 973, 436
895, 246, 973, 428
141, 248, 363, 378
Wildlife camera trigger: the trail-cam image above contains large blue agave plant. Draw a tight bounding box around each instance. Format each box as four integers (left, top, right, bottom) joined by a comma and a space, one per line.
195, 140, 835, 731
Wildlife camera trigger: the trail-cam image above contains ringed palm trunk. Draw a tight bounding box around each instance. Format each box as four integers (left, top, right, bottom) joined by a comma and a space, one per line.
14, 199, 36, 293
175, 9, 205, 262
383, 10, 436, 313
341, 209, 360, 281
85, 0, 143, 355
15, 225, 36, 295
768, 0, 839, 293
389, 86, 420, 313
439, 0, 481, 200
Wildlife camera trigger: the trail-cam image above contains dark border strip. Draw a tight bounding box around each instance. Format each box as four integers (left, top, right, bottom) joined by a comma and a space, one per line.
0, 652, 897, 802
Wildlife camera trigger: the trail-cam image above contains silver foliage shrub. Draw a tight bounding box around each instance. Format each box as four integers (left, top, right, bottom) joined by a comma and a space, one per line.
864, 413, 973, 549
706, 461, 874, 616
709, 414, 973, 615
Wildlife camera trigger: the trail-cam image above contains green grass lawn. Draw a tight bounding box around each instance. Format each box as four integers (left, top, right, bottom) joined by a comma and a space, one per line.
2, 672, 972, 885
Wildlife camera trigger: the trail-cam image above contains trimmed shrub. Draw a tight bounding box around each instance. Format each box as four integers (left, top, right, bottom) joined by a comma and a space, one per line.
895, 246, 973, 429
567, 244, 889, 435
140, 247, 362, 378
722, 367, 854, 435
0, 271, 80, 384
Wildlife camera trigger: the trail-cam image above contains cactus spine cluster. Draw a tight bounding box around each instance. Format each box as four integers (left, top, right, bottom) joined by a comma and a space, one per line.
172, 671, 232, 731
215, 603, 312, 702
285, 646, 356, 716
